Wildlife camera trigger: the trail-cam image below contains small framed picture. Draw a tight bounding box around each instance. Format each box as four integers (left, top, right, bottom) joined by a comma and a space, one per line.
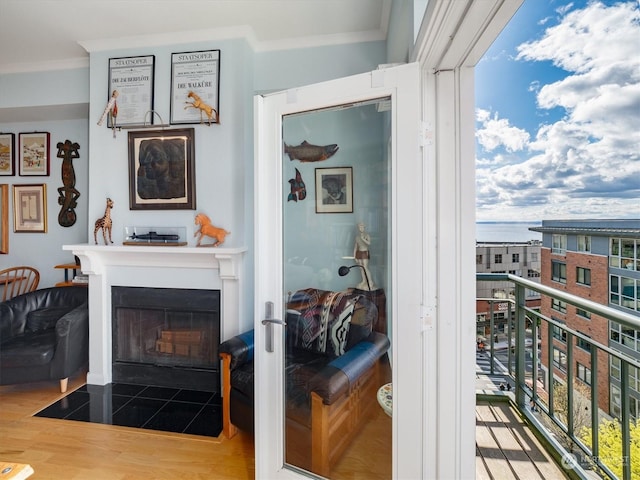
128, 128, 196, 210
13, 184, 47, 233
315, 167, 353, 213
0, 133, 15, 176
19, 132, 50, 176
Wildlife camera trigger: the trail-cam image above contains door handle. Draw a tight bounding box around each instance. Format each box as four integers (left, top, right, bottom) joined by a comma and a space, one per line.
261, 301, 286, 352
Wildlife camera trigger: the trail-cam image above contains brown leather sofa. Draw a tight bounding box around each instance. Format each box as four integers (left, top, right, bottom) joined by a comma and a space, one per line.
220, 287, 389, 476
0, 287, 89, 392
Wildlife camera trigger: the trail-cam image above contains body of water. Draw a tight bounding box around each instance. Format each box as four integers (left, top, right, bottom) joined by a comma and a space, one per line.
476, 222, 542, 243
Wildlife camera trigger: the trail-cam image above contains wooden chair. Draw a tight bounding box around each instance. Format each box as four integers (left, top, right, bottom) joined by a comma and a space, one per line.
0, 266, 40, 301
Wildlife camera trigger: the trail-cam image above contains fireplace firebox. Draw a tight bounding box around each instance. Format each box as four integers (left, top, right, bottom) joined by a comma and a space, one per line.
112, 287, 220, 393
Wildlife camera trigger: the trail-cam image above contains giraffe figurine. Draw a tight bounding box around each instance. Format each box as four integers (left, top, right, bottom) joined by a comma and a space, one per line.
94, 197, 114, 245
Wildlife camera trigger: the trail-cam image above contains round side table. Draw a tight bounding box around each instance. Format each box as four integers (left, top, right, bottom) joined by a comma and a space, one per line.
377, 383, 392, 417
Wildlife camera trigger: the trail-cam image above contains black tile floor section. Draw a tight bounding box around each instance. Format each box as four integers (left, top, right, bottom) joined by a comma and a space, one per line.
34, 383, 222, 438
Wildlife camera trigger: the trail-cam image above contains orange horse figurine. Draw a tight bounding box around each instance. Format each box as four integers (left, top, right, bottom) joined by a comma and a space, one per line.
194, 213, 229, 247
185, 91, 218, 125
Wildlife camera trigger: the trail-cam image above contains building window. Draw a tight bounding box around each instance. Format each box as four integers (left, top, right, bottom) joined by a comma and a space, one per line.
576, 336, 591, 352
553, 347, 567, 371
552, 324, 567, 343
512, 253, 520, 263
610, 237, 639, 270
551, 299, 567, 313
576, 267, 591, 286
552, 261, 567, 284
527, 269, 540, 278
476, 254, 482, 265
610, 275, 639, 312
552, 234, 567, 255
576, 308, 591, 319
577, 235, 591, 253
531, 252, 538, 262
495, 254, 502, 264
577, 362, 591, 385
610, 385, 638, 422
610, 357, 640, 394
610, 321, 640, 353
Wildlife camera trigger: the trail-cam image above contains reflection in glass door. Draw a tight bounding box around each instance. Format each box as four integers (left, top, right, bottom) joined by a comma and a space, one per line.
282, 99, 392, 478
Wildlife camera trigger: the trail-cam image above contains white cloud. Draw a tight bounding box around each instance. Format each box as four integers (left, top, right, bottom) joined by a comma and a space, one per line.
476, 1, 640, 221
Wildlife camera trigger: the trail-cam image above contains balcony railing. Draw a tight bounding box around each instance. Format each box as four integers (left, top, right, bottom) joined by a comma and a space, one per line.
477, 273, 640, 480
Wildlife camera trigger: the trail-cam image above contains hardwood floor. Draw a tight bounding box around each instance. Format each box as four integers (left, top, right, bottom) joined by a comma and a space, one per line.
0, 372, 391, 479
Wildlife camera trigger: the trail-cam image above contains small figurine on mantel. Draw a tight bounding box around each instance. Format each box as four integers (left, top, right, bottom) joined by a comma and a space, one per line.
94, 197, 114, 245
194, 213, 230, 247
353, 222, 375, 290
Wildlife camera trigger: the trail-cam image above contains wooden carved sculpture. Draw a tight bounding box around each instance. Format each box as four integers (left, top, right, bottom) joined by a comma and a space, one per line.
56, 140, 81, 227
94, 197, 114, 245
194, 213, 229, 247
185, 91, 218, 125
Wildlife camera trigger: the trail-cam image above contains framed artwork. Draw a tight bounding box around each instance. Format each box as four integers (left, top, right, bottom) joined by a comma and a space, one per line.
13, 184, 47, 233
315, 167, 353, 213
170, 50, 220, 125
0, 133, 15, 176
108, 55, 155, 127
19, 132, 50, 176
0, 184, 8, 252
128, 128, 196, 210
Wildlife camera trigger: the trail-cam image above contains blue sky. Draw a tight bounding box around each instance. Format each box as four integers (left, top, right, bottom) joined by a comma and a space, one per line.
475, 0, 640, 222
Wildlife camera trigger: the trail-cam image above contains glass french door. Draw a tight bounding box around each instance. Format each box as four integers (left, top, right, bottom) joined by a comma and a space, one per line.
254, 63, 423, 479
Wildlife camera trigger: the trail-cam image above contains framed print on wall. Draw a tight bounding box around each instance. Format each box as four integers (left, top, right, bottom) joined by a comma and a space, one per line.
0, 133, 15, 176
108, 55, 155, 127
128, 128, 196, 210
170, 50, 220, 125
13, 184, 47, 233
315, 167, 353, 213
19, 132, 50, 176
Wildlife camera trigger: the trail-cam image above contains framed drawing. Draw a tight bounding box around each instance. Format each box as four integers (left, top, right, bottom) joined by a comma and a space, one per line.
128, 128, 196, 210
315, 167, 353, 213
0, 184, 8, 253
170, 50, 220, 125
19, 132, 50, 176
13, 184, 47, 233
0, 133, 15, 176
108, 55, 155, 127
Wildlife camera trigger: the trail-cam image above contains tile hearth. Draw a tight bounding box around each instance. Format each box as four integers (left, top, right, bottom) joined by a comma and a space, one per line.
35, 383, 222, 437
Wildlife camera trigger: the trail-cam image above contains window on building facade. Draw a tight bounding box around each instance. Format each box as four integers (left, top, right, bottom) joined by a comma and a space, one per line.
577, 362, 592, 385
552, 261, 567, 283
577, 235, 591, 253
610, 274, 639, 312
495, 254, 502, 264
551, 298, 567, 313
476, 254, 482, 265
552, 234, 567, 254
610, 385, 638, 422
527, 269, 540, 278
531, 252, 538, 262
552, 323, 567, 343
610, 237, 639, 270
610, 322, 640, 353
553, 347, 567, 371
576, 336, 591, 352
512, 253, 519, 263
610, 356, 640, 394
576, 308, 591, 319
576, 267, 591, 286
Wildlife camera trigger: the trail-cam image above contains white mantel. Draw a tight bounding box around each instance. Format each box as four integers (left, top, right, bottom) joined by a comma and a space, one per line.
63, 244, 246, 386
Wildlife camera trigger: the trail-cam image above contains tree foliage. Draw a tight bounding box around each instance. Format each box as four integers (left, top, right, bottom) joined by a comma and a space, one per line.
579, 419, 640, 479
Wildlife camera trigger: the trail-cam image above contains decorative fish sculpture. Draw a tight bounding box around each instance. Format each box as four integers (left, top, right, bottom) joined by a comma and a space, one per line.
284, 140, 339, 162
288, 168, 306, 202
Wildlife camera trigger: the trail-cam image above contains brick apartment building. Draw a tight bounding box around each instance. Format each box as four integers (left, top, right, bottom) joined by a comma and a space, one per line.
530, 220, 640, 421
476, 241, 542, 338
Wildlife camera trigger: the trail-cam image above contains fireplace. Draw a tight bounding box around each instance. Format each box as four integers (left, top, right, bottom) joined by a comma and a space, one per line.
112, 287, 220, 392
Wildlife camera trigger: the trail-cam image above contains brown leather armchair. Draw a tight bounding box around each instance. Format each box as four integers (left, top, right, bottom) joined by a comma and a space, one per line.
220, 287, 389, 476
0, 287, 89, 392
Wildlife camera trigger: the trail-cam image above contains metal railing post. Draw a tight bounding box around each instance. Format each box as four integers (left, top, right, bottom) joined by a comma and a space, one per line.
515, 282, 526, 408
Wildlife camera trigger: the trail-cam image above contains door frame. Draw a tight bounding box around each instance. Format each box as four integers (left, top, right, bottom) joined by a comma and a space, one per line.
254, 63, 423, 479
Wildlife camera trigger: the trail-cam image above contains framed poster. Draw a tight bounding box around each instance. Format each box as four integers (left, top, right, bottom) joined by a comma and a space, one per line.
13, 184, 47, 233
19, 132, 50, 176
128, 128, 196, 210
108, 55, 155, 127
315, 167, 353, 213
170, 50, 220, 125
0, 133, 15, 176
0, 184, 7, 252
